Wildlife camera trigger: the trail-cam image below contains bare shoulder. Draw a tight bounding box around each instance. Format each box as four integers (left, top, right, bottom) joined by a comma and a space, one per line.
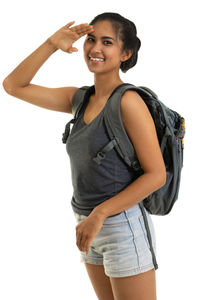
120, 89, 149, 117
120, 89, 166, 180
120, 89, 154, 130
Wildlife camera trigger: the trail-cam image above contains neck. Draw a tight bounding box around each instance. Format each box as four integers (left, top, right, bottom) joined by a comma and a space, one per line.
93, 72, 124, 101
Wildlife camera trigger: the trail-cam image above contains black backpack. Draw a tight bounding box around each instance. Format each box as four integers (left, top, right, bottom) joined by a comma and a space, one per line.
62, 83, 186, 270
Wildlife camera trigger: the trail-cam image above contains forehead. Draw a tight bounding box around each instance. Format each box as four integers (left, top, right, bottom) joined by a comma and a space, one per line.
91, 20, 117, 38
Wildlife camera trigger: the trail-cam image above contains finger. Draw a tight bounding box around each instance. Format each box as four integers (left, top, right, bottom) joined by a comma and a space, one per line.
76, 26, 94, 35
76, 231, 83, 248
84, 242, 90, 254
85, 239, 93, 254
71, 24, 93, 34
71, 27, 94, 41
80, 235, 89, 252
76, 27, 94, 37
71, 47, 78, 52
68, 47, 78, 53
62, 21, 75, 29
76, 234, 81, 246
70, 23, 89, 32
83, 236, 93, 254
63, 30, 79, 40
65, 26, 92, 43
77, 29, 93, 39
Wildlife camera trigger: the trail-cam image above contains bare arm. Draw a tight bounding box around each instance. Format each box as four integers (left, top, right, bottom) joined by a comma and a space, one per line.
2, 21, 94, 113
91, 90, 167, 219
3, 39, 58, 88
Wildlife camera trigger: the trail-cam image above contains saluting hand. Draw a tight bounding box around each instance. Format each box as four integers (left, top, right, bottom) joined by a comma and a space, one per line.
48, 21, 94, 53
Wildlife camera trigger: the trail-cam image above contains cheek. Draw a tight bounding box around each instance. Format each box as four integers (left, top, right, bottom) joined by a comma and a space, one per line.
108, 46, 121, 57
83, 41, 88, 52
83, 38, 91, 48
83, 43, 89, 60
109, 50, 122, 63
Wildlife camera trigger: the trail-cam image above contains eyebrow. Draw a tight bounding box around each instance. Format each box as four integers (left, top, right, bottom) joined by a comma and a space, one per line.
87, 33, 115, 41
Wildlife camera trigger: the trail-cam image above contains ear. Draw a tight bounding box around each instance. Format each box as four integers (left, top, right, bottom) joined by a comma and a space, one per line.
121, 49, 134, 62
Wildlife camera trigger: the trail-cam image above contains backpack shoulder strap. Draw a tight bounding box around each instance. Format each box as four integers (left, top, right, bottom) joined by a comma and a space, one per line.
138, 86, 158, 99
103, 83, 156, 171
62, 85, 91, 144
72, 86, 91, 117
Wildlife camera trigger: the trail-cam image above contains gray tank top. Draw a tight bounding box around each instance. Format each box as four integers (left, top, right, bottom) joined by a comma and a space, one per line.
66, 88, 137, 216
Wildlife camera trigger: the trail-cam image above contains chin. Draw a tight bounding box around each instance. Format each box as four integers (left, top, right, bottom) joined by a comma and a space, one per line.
86, 66, 105, 74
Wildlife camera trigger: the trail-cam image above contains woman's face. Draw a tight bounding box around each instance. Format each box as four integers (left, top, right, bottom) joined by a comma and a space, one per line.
83, 20, 126, 75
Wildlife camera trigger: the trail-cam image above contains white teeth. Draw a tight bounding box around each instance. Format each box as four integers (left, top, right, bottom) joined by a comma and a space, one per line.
90, 57, 104, 61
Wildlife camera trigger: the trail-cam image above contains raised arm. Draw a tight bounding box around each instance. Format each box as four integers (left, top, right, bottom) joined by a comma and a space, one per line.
2, 21, 94, 114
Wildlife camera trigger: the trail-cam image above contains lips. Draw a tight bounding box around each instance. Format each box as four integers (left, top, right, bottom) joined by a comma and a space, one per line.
88, 55, 105, 61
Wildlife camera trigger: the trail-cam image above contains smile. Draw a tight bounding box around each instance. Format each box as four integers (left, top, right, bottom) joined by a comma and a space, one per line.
89, 56, 105, 62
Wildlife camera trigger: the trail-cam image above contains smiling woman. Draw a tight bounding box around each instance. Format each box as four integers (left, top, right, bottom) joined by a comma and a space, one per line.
85, 33, 114, 64
83, 19, 137, 77
88, 13, 141, 73
3, 11, 160, 300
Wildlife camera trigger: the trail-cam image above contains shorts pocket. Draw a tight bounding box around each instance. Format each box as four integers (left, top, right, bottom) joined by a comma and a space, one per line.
102, 212, 127, 227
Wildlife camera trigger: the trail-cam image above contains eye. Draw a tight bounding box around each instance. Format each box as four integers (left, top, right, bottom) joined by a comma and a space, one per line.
104, 40, 112, 45
87, 37, 94, 42
86, 37, 112, 45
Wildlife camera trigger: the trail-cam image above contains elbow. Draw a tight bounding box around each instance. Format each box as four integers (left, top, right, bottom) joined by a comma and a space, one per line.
2, 77, 18, 95
148, 169, 167, 188
158, 170, 167, 187
155, 163, 167, 187
2, 78, 13, 94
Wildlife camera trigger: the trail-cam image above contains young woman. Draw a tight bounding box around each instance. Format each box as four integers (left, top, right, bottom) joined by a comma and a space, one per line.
3, 12, 166, 300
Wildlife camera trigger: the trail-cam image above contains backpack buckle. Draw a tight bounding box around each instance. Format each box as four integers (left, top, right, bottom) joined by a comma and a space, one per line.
92, 151, 106, 164
92, 139, 117, 165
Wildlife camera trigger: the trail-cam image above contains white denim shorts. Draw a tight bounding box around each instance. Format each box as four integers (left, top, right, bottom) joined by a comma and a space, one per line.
73, 203, 157, 278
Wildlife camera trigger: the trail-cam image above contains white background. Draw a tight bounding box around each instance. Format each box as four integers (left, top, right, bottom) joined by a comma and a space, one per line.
0, 0, 199, 299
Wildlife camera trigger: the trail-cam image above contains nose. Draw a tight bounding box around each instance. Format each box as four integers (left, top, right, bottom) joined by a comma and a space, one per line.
89, 40, 103, 54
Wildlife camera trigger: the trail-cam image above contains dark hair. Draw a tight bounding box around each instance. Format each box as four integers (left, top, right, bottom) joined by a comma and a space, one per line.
89, 12, 141, 73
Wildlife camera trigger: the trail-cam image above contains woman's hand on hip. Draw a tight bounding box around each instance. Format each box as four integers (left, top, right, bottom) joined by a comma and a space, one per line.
75, 213, 105, 254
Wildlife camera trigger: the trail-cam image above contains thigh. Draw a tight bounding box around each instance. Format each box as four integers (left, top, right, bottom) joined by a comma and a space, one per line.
110, 268, 157, 300
84, 263, 115, 300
